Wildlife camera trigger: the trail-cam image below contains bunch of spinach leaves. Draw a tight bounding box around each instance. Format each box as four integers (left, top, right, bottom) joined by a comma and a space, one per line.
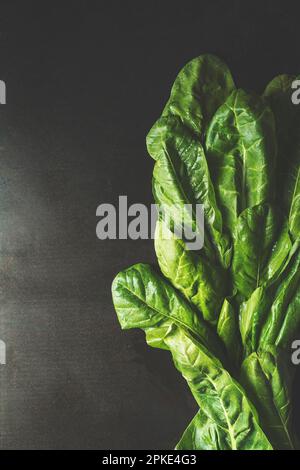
112, 55, 300, 450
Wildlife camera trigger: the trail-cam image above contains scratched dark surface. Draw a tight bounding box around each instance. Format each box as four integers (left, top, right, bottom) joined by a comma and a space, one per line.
0, 1, 300, 449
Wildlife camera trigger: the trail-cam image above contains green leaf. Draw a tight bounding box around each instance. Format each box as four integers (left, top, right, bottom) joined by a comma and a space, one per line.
147, 54, 235, 267
148, 115, 231, 266
112, 264, 272, 450
112, 263, 223, 357
241, 346, 294, 450
264, 74, 300, 243
240, 286, 267, 356
262, 223, 292, 283
113, 58, 300, 451
161, 54, 235, 139
232, 203, 290, 298
154, 219, 226, 326
205, 89, 277, 238
240, 247, 300, 354
175, 409, 225, 450
259, 248, 300, 349
217, 298, 242, 368
165, 328, 272, 450
276, 283, 300, 349
288, 166, 300, 241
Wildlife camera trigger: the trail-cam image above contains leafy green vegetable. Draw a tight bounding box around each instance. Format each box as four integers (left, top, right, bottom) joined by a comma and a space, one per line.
241, 346, 294, 450
205, 89, 277, 239
154, 219, 226, 325
176, 408, 224, 450
217, 298, 242, 368
232, 203, 285, 298
112, 55, 300, 450
161, 54, 235, 139
148, 114, 230, 267
147, 54, 236, 267
264, 75, 300, 243
112, 264, 272, 450
240, 248, 300, 356
259, 249, 300, 350
112, 263, 223, 357
289, 168, 300, 241
166, 329, 272, 450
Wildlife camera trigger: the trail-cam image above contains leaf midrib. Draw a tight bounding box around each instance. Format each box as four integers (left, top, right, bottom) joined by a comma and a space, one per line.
288, 166, 300, 225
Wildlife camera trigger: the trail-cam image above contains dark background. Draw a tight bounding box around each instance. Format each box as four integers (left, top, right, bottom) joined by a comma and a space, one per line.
0, 0, 300, 449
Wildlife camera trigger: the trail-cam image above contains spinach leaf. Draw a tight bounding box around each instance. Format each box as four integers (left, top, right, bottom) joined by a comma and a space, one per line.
154, 219, 226, 326
112, 57, 300, 450
241, 346, 294, 450
161, 329, 272, 450
161, 54, 235, 139
232, 203, 289, 298
259, 248, 300, 349
288, 166, 300, 242
240, 286, 267, 356
276, 283, 300, 349
147, 54, 236, 266
205, 90, 277, 238
112, 263, 223, 357
217, 298, 242, 368
240, 248, 300, 355
148, 115, 231, 266
262, 223, 292, 284
112, 264, 272, 450
264, 75, 300, 243
176, 409, 224, 450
